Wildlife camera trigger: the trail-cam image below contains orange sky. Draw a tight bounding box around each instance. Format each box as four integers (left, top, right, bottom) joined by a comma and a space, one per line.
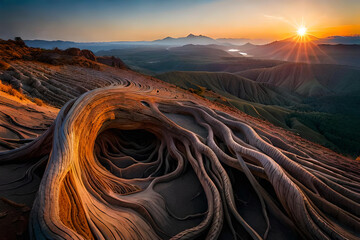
0, 0, 359, 41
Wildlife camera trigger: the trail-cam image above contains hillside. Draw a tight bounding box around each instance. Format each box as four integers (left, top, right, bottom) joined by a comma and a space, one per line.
0, 39, 129, 107
157, 70, 360, 157
156, 71, 297, 105
238, 62, 360, 97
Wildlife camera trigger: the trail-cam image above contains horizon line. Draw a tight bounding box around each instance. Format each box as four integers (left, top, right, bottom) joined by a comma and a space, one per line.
2, 33, 360, 44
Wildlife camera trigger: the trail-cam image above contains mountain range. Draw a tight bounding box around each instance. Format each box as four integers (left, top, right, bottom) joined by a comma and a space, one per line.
236, 35, 360, 66
23, 34, 360, 53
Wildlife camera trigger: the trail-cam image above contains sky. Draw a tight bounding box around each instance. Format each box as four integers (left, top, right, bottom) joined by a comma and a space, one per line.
0, 0, 359, 42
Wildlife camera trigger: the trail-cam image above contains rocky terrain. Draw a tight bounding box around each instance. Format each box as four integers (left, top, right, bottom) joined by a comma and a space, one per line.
0, 39, 359, 239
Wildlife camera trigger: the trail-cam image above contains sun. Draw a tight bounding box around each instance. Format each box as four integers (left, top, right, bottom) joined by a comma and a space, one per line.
297, 26, 307, 37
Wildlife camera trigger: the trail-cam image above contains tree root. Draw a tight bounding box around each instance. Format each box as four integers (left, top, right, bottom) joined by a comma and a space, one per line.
0, 85, 359, 239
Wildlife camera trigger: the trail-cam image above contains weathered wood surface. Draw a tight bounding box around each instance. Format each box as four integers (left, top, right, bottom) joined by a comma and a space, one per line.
0, 81, 359, 239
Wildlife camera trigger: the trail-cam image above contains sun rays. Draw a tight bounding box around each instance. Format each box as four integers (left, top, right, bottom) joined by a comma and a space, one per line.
297, 26, 307, 37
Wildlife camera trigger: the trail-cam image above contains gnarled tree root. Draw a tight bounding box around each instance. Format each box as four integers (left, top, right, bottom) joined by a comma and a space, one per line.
0, 84, 359, 239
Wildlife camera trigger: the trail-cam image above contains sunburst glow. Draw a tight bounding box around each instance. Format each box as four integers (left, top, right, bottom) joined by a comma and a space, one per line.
297, 26, 307, 36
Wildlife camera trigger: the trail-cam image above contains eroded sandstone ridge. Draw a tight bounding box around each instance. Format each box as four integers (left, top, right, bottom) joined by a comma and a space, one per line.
0, 79, 359, 239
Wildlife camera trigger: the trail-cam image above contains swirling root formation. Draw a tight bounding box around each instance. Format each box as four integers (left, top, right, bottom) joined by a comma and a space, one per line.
0, 84, 360, 240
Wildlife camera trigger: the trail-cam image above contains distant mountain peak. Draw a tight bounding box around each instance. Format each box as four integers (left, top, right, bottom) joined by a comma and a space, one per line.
186, 34, 211, 39
152, 34, 217, 45
243, 42, 255, 46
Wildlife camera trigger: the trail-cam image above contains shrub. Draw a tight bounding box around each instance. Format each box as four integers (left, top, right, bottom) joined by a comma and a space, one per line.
194, 86, 206, 95
0, 80, 24, 100
33, 98, 44, 106
14, 37, 25, 46
0, 60, 11, 70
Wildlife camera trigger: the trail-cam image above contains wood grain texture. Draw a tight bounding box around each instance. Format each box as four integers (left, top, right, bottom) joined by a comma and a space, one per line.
0, 80, 359, 239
